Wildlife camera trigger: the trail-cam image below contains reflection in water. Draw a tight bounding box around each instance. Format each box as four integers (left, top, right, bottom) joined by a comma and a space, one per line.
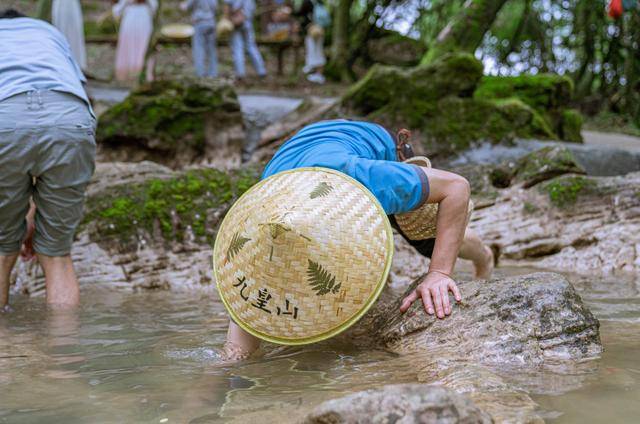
0, 270, 638, 423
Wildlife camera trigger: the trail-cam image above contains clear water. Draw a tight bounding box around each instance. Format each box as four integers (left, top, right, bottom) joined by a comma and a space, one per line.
0, 268, 638, 423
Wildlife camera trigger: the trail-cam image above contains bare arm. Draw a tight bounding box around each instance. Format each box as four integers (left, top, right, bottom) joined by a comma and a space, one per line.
399, 167, 470, 318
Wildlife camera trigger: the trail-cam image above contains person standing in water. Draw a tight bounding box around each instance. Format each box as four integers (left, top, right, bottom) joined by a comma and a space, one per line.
112, 0, 158, 82
223, 0, 267, 81
180, 0, 219, 78
0, 9, 96, 310
215, 120, 495, 360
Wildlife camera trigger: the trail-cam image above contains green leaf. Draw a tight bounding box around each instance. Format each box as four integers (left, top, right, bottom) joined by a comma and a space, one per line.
267, 222, 290, 239
227, 232, 250, 261
310, 182, 333, 199
307, 259, 341, 296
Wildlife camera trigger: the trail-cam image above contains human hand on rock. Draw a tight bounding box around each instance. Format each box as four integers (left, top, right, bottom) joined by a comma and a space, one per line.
399, 271, 462, 319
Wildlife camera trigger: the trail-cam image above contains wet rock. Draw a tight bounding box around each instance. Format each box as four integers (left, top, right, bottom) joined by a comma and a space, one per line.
471, 172, 640, 274
304, 384, 492, 424
367, 272, 601, 361
96, 78, 244, 168
348, 272, 600, 423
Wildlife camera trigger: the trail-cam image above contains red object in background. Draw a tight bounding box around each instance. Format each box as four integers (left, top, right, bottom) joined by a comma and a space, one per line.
609, 0, 623, 19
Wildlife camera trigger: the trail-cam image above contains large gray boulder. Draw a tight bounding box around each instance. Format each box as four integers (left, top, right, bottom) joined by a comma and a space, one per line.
304, 384, 493, 424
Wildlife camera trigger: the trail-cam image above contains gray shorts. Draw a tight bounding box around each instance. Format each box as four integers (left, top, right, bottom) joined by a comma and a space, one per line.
0, 90, 96, 256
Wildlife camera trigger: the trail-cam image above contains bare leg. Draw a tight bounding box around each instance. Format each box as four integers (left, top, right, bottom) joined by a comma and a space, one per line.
0, 253, 19, 310
37, 254, 79, 307
222, 320, 261, 361
458, 229, 494, 279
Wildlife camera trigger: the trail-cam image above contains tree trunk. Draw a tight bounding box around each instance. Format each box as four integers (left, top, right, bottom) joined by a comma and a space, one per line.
422, 0, 510, 64
326, 0, 354, 82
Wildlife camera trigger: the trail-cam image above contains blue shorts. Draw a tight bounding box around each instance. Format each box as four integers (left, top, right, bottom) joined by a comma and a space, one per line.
262, 120, 429, 215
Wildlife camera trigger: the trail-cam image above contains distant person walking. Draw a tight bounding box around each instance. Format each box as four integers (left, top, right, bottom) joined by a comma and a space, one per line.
223, 0, 267, 80
294, 0, 329, 84
0, 10, 96, 310
180, 0, 218, 78
35, 0, 87, 70
112, 0, 158, 82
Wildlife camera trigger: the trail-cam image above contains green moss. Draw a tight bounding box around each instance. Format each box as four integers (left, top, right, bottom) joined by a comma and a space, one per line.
560, 109, 584, 143
523, 202, 539, 214
513, 146, 585, 187
421, 97, 553, 156
541, 176, 589, 208
83, 167, 260, 247
475, 74, 574, 111
97, 78, 241, 154
84, 18, 117, 37
342, 54, 564, 157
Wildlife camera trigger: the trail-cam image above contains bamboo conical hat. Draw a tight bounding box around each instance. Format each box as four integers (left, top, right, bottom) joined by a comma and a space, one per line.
213, 168, 394, 345
160, 23, 195, 39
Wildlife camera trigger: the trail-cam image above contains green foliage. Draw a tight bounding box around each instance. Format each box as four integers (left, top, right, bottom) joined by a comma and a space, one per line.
310, 182, 334, 199
307, 260, 342, 296
83, 167, 260, 247
542, 176, 589, 208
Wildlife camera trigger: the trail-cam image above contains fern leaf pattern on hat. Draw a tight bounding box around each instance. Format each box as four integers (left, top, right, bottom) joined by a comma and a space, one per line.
227, 232, 250, 261
307, 259, 342, 296
309, 181, 333, 199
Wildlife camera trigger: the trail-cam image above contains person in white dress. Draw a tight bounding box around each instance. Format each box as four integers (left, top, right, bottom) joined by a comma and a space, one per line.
112, 0, 158, 82
51, 0, 87, 70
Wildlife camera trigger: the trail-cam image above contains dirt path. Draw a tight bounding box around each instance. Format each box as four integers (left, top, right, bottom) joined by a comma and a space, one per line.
582, 130, 640, 152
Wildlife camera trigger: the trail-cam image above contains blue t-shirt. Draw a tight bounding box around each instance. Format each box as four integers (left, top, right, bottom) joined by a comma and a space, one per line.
0, 17, 92, 115
262, 120, 429, 214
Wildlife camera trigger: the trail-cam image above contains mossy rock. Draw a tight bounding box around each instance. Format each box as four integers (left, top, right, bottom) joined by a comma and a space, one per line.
342, 53, 483, 124
82, 167, 260, 251
540, 175, 591, 208
475, 75, 583, 142
512, 146, 586, 188
97, 78, 244, 167
475, 74, 574, 111
420, 97, 554, 157
340, 54, 561, 157
559, 109, 584, 143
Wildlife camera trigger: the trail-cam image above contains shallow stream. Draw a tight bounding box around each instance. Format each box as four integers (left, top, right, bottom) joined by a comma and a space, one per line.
1, 268, 638, 423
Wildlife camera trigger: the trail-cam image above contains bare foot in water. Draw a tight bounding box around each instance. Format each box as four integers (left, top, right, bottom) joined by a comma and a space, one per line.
219, 341, 253, 362
474, 245, 495, 280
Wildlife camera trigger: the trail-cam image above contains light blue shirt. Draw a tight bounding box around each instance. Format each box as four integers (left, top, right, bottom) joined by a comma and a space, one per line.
224, 0, 256, 18
0, 18, 92, 114
262, 120, 429, 215
185, 0, 217, 25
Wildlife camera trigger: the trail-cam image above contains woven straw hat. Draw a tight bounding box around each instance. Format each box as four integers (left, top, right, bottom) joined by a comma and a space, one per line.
160, 23, 195, 39
395, 157, 473, 240
213, 168, 394, 345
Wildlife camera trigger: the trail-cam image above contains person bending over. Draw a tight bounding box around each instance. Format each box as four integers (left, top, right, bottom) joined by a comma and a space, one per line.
0, 9, 96, 310
220, 119, 494, 360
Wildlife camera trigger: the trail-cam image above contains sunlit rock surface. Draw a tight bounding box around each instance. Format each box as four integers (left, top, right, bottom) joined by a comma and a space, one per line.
471, 172, 640, 275
304, 384, 492, 424
96, 78, 244, 168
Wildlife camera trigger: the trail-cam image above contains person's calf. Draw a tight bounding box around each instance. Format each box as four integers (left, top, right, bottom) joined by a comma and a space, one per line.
37, 254, 79, 307
0, 253, 19, 309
